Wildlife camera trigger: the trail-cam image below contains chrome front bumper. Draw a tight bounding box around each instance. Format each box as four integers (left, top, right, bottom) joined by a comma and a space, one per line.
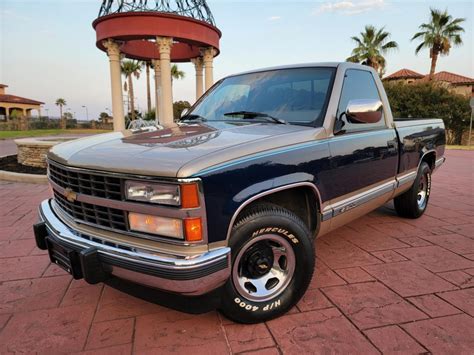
36, 199, 231, 296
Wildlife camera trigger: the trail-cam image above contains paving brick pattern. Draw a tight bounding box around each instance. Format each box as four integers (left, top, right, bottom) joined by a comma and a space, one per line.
0, 150, 473, 354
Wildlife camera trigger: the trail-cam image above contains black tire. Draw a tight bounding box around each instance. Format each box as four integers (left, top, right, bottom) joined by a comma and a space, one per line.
219, 203, 315, 324
394, 162, 432, 219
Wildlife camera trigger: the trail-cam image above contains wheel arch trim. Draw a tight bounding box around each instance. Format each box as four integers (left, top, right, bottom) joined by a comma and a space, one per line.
225, 182, 324, 243
419, 149, 437, 171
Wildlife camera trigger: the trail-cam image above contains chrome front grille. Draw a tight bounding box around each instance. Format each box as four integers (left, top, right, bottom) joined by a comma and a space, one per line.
48, 161, 122, 200
53, 190, 127, 231
47, 160, 207, 244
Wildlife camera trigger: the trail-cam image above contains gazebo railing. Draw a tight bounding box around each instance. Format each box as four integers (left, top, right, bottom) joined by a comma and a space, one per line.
98, 0, 216, 25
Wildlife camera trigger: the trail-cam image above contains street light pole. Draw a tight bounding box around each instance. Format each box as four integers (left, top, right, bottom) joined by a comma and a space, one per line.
82, 105, 89, 120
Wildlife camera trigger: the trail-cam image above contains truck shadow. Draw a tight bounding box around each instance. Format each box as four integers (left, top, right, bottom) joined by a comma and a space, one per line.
105, 202, 400, 315
105, 277, 224, 314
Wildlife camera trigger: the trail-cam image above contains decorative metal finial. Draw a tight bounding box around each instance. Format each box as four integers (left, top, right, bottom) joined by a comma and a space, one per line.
98, 0, 216, 25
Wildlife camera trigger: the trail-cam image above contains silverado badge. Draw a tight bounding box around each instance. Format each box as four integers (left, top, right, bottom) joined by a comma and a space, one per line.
64, 188, 77, 203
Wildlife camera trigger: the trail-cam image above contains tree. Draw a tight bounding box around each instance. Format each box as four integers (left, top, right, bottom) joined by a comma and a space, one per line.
63, 112, 73, 120
98, 112, 110, 123
346, 25, 398, 75
121, 60, 142, 121
173, 100, 191, 121
63, 112, 76, 129
143, 61, 152, 113
412, 8, 465, 80
144, 108, 156, 121
55, 98, 67, 129
171, 64, 185, 83
384, 81, 470, 144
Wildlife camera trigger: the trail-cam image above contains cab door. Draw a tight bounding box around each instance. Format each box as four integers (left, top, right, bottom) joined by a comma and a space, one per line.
326, 69, 399, 229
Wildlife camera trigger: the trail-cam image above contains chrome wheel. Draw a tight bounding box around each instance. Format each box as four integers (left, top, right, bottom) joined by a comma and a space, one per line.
417, 173, 428, 209
232, 234, 296, 302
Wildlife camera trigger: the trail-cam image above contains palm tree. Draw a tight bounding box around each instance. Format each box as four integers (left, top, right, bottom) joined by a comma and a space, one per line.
143, 61, 152, 113
121, 60, 142, 121
346, 25, 398, 75
55, 98, 67, 129
412, 8, 465, 80
171, 64, 185, 83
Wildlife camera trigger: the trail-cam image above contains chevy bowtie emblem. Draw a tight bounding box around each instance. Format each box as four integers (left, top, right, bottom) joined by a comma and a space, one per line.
64, 188, 77, 203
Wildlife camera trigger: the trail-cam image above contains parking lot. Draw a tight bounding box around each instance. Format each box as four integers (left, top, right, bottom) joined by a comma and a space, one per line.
0, 149, 473, 354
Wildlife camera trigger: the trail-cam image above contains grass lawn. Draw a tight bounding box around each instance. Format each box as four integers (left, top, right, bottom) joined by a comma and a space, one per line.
446, 145, 474, 150
0, 129, 111, 140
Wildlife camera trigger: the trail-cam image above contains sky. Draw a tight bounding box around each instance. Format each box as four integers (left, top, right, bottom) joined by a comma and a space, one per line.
0, 0, 472, 120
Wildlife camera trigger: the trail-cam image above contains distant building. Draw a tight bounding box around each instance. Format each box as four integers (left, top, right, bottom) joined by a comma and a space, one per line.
383, 69, 474, 97
383, 69, 424, 84
0, 84, 44, 120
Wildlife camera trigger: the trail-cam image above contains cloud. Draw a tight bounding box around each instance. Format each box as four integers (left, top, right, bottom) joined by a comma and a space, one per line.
268, 16, 282, 21
313, 0, 386, 16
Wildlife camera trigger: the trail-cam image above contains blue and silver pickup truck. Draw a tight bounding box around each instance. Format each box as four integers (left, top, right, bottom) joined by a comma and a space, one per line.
34, 62, 445, 323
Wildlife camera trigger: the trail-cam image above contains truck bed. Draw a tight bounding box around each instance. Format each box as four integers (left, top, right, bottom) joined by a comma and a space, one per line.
394, 118, 445, 174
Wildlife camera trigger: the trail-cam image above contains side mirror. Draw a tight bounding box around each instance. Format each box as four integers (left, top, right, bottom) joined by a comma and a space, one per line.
346, 99, 383, 124
180, 108, 189, 118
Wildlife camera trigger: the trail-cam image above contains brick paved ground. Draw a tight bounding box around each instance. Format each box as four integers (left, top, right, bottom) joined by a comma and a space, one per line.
0, 150, 473, 354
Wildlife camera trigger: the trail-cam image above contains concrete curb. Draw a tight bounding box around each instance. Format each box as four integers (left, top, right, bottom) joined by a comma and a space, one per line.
0, 155, 48, 184
0, 170, 48, 184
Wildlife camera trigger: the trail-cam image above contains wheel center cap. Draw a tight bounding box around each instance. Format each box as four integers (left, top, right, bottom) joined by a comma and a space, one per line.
244, 244, 274, 278
257, 260, 269, 271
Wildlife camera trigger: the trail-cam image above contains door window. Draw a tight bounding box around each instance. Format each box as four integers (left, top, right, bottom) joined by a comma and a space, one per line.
337, 69, 385, 132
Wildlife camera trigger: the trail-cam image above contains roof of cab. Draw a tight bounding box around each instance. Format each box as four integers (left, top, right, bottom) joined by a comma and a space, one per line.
227, 62, 374, 78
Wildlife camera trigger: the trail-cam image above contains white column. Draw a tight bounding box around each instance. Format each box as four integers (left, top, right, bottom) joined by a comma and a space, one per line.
152, 59, 162, 124
202, 47, 216, 91
156, 37, 174, 128
103, 39, 125, 131
191, 57, 204, 101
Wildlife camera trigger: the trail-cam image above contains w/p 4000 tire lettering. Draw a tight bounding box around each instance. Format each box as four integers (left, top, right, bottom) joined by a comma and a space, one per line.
219, 203, 315, 324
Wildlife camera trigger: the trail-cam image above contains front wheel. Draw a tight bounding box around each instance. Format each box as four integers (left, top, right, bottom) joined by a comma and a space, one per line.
219, 203, 315, 324
394, 162, 432, 218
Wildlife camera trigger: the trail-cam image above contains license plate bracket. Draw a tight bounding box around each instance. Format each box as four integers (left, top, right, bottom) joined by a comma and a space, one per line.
46, 238, 83, 279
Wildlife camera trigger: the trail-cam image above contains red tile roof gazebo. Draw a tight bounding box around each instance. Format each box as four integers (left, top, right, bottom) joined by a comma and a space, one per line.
0, 84, 44, 120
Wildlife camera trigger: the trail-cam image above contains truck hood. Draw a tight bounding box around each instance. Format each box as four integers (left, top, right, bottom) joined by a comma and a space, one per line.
49, 122, 325, 178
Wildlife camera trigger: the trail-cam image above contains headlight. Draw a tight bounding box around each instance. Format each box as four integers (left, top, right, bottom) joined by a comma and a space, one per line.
125, 181, 180, 206
128, 212, 183, 239
125, 180, 200, 208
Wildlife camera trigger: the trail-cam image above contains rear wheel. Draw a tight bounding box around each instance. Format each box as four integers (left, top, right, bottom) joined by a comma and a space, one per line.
394, 162, 431, 218
219, 203, 315, 324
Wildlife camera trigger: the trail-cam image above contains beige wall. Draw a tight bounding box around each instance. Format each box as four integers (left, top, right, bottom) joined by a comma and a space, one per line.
0, 102, 41, 118
384, 78, 420, 85
385, 78, 473, 97
450, 85, 472, 97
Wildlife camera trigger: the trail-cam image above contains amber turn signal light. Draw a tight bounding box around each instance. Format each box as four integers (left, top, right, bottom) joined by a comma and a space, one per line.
184, 218, 202, 242
181, 183, 200, 208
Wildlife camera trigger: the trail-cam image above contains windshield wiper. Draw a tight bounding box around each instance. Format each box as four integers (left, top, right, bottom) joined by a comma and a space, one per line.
180, 114, 207, 122
223, 111, 286, 124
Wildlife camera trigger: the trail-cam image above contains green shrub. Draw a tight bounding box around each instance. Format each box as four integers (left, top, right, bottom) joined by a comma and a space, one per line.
173, 100, 191, 121
384, 82, 471, 144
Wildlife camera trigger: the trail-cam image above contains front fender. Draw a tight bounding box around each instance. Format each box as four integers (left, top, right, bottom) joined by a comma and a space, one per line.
200, 141, 331, 244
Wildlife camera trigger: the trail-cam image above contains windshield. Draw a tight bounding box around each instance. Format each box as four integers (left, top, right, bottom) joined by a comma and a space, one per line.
185, 67, 336, 126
